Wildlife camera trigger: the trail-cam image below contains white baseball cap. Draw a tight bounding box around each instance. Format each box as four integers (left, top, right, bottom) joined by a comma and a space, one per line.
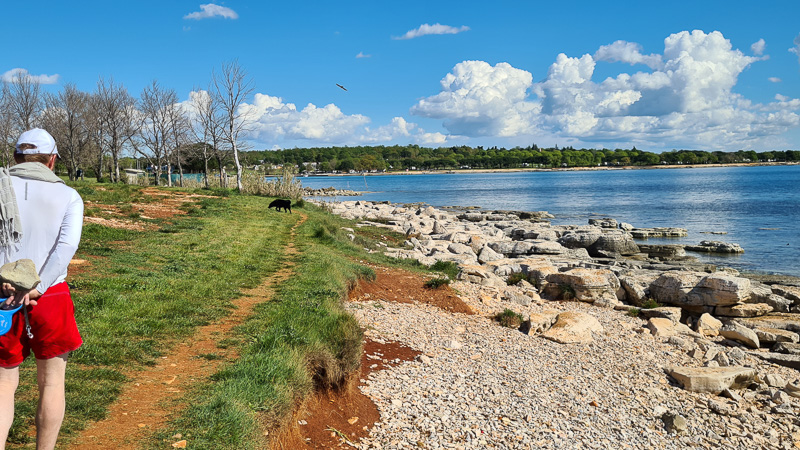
15, 128, 58, 155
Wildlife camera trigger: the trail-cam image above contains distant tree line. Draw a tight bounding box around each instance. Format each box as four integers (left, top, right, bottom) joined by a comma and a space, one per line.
246, 144, 800, 173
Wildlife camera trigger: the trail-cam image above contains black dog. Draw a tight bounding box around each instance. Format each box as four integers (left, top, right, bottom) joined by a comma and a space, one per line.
268, 199, 292, 213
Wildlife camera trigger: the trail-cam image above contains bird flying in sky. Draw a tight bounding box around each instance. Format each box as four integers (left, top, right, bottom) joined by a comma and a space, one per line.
336, 83, 347, 91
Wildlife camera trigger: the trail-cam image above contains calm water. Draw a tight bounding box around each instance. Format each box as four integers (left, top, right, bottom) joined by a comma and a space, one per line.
301, 165, 800, 277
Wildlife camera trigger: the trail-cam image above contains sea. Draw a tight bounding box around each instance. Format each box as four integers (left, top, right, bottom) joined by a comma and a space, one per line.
299, 165, 800, 277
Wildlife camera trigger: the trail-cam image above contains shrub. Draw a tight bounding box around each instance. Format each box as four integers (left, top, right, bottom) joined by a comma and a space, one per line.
424, 277, 450, 289
559, 284, 576, 300
506, 272, 528, 285
495, 309, 524, 328
430, 260, 459, 280
627, 308, 641, 317
241, 166, 304, 198
641, 298, 661, 309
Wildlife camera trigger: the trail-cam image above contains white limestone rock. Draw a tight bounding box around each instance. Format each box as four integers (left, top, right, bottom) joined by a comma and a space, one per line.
666, 366, 756, 394
541, 311, 604, 344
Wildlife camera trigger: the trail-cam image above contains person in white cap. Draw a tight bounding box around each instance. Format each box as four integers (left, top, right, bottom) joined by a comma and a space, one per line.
0, 128, 84, 449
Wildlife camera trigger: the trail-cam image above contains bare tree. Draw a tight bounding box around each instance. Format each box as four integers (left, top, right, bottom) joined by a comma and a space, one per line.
42, 83, 94, 180
137, 80, 179, 186
211, 61, 253, 191
190, 89, 228, 188
5, 72, 42, 131
167, 101, 191, 187
93, 77, 137, 182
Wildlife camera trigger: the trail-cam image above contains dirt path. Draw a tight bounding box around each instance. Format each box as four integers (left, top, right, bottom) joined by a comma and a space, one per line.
69, 212, 307, 449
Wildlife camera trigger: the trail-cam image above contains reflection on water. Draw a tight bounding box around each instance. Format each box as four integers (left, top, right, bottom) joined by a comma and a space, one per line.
302, 166, 800, 276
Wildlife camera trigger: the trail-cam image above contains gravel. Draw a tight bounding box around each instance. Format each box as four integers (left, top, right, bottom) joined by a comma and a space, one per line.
348, 287, 800, 449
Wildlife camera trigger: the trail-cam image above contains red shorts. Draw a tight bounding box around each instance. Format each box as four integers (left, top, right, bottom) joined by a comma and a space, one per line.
0, 282, 82, 367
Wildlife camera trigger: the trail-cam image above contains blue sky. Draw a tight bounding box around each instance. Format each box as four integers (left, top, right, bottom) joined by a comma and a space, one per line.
3, 0, 800, 152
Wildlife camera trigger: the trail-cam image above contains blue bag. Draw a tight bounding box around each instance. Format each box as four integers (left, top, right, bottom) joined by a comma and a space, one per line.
0, 301, 23, 336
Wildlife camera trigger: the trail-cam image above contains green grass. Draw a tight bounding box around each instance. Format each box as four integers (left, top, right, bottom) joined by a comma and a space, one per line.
7, 185, 296, 445
429, 260, 459, 280
10, 182, 440, 448
150, 204, 377, 448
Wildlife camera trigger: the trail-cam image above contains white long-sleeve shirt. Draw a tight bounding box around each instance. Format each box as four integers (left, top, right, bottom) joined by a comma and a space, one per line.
1, 176, 84, 293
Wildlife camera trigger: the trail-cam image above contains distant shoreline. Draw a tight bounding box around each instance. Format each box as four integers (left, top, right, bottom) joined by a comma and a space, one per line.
303, 161, 800, 177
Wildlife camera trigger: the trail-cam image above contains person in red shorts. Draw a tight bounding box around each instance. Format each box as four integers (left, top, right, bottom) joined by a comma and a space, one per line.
0, 128, 84, 450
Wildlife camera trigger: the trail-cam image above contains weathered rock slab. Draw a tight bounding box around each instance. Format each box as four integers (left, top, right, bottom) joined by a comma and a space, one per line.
738, 313, 800, 333
666, 366, 756, 394
719, 323, 760, 348
649, 272, 702, 306
477, 245, 504, 264
543, 268, 620, 307
639, 307, 682, 324
588, 232, 639, 256
749, 352, 800, 370
772, 285, 800, 304
520, 311, 559, 335
715, 303, 772, 318
695, 313, 723, 337
630, 227, 688, 238
754, 327, 799, 345
685, 240, 744, 254
541, 311, 603, 344
686, 274, 751, 307
772, 342, 800, 355
619, 271, 660, 306
557, 230, 601, 249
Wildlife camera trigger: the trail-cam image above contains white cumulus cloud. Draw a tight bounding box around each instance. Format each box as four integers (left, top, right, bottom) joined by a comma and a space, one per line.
410, 60, 539, 137
768, 77, 782, 83
184, 4, 238, 20
359, 117, 447, 144
180, 92, 446, 146
393, 23, 469, 40
1, 68, 59, 84
239, 93, 368, 142
751, 38, 766, 55
356, 52, 371, 59
411, 30, 800, 150
594, 40, 663, 69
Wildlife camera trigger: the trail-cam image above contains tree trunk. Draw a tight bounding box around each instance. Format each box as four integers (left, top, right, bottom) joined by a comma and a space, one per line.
167, 161, 173, 187
232, 140, 243, 191
112, 153, 120, 183
202, 144, 210, 188
215, 154, 225, 188
95, 152, 104, 182
177, 156, 184, 187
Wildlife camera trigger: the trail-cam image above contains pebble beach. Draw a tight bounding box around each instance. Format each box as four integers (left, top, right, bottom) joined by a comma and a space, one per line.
349, 286, 800, 449
322, 199, 800, 449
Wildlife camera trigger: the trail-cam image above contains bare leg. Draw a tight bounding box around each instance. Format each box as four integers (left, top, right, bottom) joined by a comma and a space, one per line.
35, 354, 68, 450
0, 365, 20, 449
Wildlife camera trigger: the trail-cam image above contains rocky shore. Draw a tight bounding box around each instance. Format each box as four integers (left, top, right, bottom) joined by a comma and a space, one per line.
321, 200, 800, 449
303, 186, 362, 197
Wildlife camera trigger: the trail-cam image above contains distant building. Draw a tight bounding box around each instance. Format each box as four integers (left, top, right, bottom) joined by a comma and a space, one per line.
124, 168, 146, 184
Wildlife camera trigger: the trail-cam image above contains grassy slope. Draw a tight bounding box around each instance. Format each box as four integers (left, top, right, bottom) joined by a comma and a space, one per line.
151, 210, 379, 448
8, 185, 294, 444
9, 183, 444, 449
